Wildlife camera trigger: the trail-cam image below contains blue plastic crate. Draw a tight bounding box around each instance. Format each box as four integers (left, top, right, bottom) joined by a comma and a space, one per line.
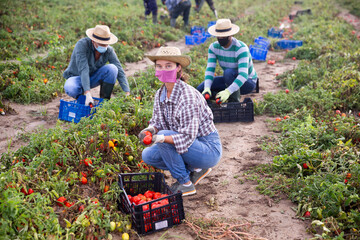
58, 95, 103, 123
185, 35, 195, 45
254, 36, 271, 49
185, 34, 207, 45
267, 28, 284, 38
276, 40, 303, 49
249, 44, 268, 61
190, 26, 205, 35
207, 21, 216, 29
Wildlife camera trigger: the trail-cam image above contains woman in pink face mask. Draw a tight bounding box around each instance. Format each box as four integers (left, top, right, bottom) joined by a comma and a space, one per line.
138, 47, 222, 197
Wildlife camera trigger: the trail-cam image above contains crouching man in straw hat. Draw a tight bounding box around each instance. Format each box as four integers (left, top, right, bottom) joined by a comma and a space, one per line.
197, 19, 258, 103
63, 25, 130, 106
138, 46, 222, 196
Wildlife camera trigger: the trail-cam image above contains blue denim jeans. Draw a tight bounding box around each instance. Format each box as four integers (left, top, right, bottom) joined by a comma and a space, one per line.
170, 0, 191, 26
196, 68, 256, 95
142, 130, 222, 184
144, 0, 157, 16
64, 64, 118, 99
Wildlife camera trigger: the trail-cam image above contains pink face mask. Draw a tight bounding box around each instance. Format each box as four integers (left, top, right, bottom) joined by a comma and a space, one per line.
155, 69, 177, 83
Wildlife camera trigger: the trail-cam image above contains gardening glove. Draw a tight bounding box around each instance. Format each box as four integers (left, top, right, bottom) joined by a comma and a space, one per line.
216, 89, 232, 103
147, 134, 165, 147
85, 92, 94, 106
202, 87, 212, 97
138, 126, 157, 142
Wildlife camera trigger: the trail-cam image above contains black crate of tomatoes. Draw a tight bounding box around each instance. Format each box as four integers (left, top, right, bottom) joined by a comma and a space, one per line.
117, 172, 185, 235
208, 97, 254, 123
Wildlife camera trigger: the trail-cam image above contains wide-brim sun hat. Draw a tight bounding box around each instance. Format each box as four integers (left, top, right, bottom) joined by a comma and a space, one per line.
86, 25, 118, 45
208, 19, 240, 37
146, 47, 191, 68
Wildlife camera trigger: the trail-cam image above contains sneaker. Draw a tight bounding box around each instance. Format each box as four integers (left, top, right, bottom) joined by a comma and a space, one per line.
190, 168, 212, 185
170, 182, 196, 196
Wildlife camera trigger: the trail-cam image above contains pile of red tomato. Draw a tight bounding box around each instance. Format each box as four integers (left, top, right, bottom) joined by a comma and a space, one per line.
126, 190, 181, 233
127, 190, 169, 211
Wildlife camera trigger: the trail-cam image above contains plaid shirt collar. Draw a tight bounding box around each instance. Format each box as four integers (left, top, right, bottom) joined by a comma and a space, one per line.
159, 80, 182, 103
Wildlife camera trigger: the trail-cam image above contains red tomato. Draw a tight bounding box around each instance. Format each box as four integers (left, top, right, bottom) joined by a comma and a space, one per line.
83, 158, 92, 166
137, 194, 146, 201
132, 196, 141, 204
160, 199, 169, 205
143, 135, 152, 145
127, 195, 133, 203
303, 163, 308, 169
65, 201, 73, 207
303, 211, 311, 217
104, 185, 110, 193
81, 172, 87, 178
142, 204, 149, 211
204, 93, 210, 100
153, 192, 162, 199
81, 177, 87, 184
57, 197, 67, 207
216, 98, 221, 104
27, 188, 34, 195
144, 131, 152, 137
144, 192, 154, 199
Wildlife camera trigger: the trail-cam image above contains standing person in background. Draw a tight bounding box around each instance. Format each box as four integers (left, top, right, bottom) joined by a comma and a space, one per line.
144, 0, 158, 24
139, 47, 222, 196
162, 0, 192, 28
196, 19, 257, 103
194, 0, 218, 18
63, 25, 130, 105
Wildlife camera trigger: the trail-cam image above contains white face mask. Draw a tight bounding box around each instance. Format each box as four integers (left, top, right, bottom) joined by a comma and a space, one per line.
94, 42, 108, 53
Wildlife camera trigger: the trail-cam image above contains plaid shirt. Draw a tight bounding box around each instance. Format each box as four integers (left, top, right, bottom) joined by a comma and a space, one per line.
149, 80, 217, 154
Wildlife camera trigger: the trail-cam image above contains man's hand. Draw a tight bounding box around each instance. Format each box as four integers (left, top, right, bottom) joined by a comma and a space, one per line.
138, 126, 157, 142
216, 89, 231, 103
85, 92, 94, 106
202, 87, 211, 97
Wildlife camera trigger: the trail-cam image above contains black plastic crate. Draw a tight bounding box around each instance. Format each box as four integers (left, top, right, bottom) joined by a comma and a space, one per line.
209, 98, 254, 123
117, 172, 185, 235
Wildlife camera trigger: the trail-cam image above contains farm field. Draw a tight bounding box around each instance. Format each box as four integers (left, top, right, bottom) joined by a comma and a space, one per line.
1, 0, 360, 239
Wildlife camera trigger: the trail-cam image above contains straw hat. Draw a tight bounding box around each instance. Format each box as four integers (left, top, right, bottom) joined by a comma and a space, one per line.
86, 25, 118, 45
208, 19, 240, 37
146, 47, 191, 68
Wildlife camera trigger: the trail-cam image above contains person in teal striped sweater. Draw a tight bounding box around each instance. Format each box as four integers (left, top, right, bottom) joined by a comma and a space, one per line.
196, 19, 258, 103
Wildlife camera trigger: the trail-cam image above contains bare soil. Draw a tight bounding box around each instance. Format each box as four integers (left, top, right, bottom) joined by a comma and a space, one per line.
2, 6, 359, 240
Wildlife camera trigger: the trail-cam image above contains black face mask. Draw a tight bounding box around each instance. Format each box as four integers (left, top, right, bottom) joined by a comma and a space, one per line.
217, 37, 230, 47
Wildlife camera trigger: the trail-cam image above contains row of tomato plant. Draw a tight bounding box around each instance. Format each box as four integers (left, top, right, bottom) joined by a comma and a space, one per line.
254, 0, 360, 239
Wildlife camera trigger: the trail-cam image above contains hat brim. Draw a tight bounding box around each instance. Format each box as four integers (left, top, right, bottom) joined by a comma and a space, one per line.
86, 28, 118, 45
146, 55, 192, 68
208, 24, 240, 37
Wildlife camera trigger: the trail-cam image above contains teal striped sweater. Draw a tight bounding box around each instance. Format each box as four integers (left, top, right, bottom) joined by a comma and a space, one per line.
204, 37, 257, 93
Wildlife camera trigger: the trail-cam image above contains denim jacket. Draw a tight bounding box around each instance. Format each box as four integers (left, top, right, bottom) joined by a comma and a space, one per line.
63, 37, 130, 92
165, 0, 182, 12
